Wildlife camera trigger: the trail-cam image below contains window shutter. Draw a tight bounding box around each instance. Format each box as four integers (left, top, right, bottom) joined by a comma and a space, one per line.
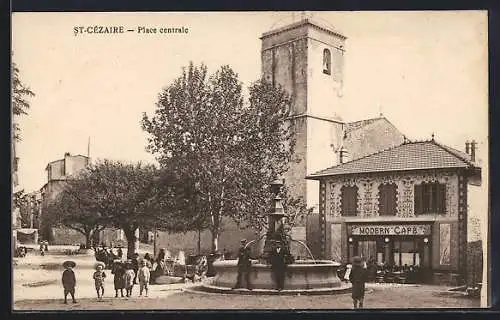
347, 187, 354, 216
390, 184, 397, 215
353, 186, 358, 215
341, 187, 347, 216
379, 184, 397, 216
342, 186, 358, 216
437, 184, 446, 214
379, 185, 386, 215
414, 184, 422, 215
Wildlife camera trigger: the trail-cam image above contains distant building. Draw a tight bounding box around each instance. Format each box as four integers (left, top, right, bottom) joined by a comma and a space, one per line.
41, 152, 90, 201
307, 139, 482, 285
39, 152, 134, 247
40, 153, 90, 242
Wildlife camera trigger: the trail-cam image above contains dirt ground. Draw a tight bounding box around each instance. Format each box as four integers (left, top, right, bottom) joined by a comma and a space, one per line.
12, 249, 480, 310
14, 285, 479, 310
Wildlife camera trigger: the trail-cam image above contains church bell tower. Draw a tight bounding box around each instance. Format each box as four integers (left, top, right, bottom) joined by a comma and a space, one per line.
260, 16, 347, 213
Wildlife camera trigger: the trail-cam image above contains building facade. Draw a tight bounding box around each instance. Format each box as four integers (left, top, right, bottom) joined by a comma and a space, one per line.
40, 153, 90, 242
307, 140, 481, 285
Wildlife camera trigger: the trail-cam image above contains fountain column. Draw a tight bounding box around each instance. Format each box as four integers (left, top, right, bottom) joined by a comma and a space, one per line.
261, 179, 288, 263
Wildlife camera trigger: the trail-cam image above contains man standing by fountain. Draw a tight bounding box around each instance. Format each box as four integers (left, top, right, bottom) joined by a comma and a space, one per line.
234, 239, 252, 290
270, 242, 287, 291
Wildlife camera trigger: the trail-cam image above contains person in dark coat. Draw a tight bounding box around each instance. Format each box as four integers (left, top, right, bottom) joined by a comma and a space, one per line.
270, 242, 287, 291
117, 247, 123, 259
111, 260, 126, 298
132, 253, 140, 284
349, 256, 368, 309
234, 239, 252, 290
39, 241, 45, 256
157, 248, 166, 263
61, 261, 77, 304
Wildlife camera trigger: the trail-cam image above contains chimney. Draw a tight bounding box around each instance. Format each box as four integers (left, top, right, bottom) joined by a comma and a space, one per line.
470, 140, 476, 162
465, 140, 470, 154
339, 146, 350, 164
64, 152, 71, 157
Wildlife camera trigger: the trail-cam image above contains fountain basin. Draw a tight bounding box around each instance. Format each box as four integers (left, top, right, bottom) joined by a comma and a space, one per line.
211, 259, 343, 290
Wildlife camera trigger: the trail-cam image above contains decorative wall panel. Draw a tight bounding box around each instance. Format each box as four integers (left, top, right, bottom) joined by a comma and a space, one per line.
330, 224, 342, 262
439, 223, 451, 265
319, 181, 327, 258
325, 171, 459, 219
457, 174, 468, 274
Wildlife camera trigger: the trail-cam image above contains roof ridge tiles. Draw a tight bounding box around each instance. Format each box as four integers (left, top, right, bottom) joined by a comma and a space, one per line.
308, 139, 477, 178
311, 140, 408, 176
430, 139, 475, 167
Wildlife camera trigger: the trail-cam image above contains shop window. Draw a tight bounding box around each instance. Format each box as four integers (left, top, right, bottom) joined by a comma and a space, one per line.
341, 185, 358, 216
357, 240, 377, 262
414, 182, 446, 215
323, 48, 331, 75
393, 239, 420, 267
378, 183, 397, 216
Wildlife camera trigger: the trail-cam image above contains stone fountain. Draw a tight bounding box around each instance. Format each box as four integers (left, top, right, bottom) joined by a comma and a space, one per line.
201, 179, 349, 295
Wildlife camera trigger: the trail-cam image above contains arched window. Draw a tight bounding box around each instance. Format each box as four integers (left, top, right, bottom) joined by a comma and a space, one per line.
323, 48, 331, 75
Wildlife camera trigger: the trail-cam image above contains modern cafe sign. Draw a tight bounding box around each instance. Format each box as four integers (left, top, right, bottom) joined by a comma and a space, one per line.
350, 224, 432, 236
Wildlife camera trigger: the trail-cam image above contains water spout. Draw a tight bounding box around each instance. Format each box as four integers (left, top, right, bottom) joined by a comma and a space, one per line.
289, 238, 316, 263
242, 233, 316, 264
244, 233, 266, 250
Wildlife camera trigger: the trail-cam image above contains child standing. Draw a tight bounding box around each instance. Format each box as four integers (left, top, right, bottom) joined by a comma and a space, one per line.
111, 260, 126, 298
138, 260, 151, 297
93, 263, 106, 300
349, 256, 368, 309
62, 261, 77, 304
124, 262, 136, 297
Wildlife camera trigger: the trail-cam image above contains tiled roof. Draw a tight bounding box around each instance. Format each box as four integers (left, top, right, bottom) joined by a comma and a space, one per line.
307, 140, 477, 178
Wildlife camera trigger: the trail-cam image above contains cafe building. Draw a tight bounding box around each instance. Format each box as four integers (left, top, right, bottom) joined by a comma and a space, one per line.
306, 138, 481, 285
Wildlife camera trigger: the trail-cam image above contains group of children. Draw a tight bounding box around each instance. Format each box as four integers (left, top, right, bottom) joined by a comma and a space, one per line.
61, 258, 151, 303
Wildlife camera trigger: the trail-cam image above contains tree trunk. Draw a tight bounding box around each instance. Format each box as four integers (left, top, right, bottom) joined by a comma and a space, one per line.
211, 229, 219, 253
124, 227, 138, 259
198, 229, 201, 255
85, 230, 92, 249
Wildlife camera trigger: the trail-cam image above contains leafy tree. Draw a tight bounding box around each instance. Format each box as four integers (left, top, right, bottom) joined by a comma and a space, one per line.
43, 160, 171, 255
142, 62, 298, 253
82, 160, 168, 258
15, 192, 41, 229
43, 173, 108, 248
13, 189, 27, 209
12, 61, 35, 141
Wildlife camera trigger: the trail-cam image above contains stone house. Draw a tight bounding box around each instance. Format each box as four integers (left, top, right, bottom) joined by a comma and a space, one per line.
306, 139, 481, 285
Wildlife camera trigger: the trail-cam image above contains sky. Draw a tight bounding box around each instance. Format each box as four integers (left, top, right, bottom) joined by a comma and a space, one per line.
12, 11, 488, 193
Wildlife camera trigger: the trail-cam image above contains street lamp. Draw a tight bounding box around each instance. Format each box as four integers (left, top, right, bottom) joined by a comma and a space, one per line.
270, 178, 284, 196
